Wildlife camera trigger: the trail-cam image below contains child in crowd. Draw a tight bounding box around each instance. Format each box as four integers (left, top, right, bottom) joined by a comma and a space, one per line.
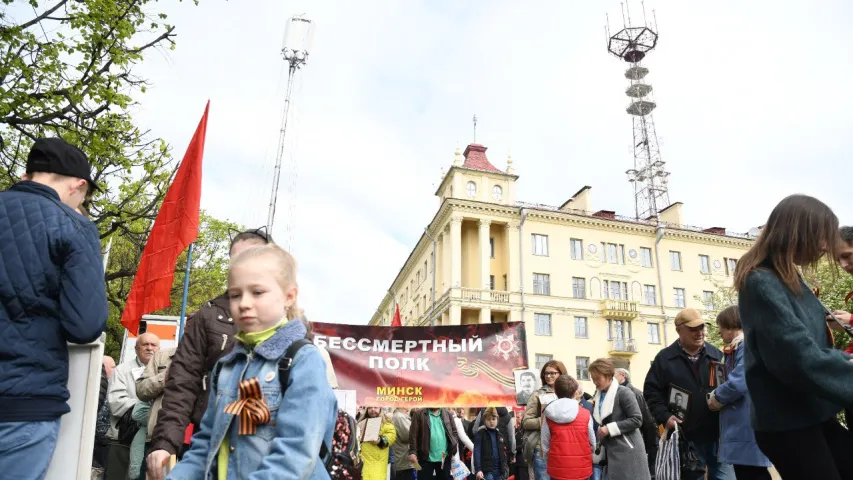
167, 244, 337, 479
474, 407, 509, 480
541, 375, 595, 480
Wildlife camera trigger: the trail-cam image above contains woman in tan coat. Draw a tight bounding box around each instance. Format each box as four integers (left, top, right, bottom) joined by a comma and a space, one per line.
521, 360, 567, 480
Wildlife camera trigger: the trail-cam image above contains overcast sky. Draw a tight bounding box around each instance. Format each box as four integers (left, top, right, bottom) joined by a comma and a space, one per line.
129, 0, 853, 325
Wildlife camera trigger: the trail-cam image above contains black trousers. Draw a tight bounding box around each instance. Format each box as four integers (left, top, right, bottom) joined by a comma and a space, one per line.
395, 469, 415, 480
105, 442, 130, 480
755, 419, 853, 480
732, 465, 772, 480
420, 461, 448, 480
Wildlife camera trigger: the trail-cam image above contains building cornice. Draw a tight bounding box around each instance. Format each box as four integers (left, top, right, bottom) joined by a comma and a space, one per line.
370, 199, 753, 324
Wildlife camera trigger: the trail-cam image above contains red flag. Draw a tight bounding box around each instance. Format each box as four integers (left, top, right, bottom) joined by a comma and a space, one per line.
390, 304, 402, 327
121, 102, 210, 334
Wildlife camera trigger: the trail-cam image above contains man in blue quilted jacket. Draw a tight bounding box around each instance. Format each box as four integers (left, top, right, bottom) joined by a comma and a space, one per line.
0, 137, 108, 479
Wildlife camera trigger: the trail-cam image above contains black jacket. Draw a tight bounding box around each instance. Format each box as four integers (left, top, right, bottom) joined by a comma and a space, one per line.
643, 340, 723, 442
474, 426, 509, 479
150, 293, 236, 454
623, 380, 658, 455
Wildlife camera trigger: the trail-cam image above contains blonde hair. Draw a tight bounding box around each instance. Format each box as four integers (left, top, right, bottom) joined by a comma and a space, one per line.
230, 244, 303, 319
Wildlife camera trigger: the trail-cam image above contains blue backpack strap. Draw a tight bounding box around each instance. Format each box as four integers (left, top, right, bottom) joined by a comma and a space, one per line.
277, 339, 332, 462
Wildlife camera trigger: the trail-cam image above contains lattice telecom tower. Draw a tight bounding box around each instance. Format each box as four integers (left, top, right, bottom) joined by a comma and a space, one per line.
267, 15, 314, 250
607, 2, 670, 220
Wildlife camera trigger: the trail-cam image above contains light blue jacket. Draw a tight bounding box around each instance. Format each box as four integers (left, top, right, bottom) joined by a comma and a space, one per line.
167, 320, 337, 480
713, 339, 771, 468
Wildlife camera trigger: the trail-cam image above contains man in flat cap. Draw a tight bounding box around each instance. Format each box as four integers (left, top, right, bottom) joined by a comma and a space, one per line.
0, 137, 108, 479
643, 308, 733, 479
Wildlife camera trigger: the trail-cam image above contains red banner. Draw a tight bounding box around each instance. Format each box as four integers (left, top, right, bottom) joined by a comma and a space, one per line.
312, 322, 528, 407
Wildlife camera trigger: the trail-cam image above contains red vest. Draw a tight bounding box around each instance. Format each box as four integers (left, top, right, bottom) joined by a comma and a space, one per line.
546, 407, 593, 480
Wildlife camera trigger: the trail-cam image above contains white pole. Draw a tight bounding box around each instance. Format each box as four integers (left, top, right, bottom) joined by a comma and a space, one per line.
103, 236, 113, 275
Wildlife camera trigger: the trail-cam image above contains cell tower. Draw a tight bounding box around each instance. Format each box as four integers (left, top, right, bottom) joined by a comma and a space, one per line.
606, 2, 670, 220
267, 15, 314, 249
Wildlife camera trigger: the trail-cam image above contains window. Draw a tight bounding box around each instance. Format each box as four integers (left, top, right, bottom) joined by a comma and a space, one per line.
466, 181, 477, 197
607, 243, 618, 263
725, 258, 737, 276
699, 255, 711, 274
602, 243, 626, 264
674, 288, 686, 308
607, 319, 632, 340
648, 323, 661, 344
503, 274, 508, 291
644, 284, 657, 305
570, 239, 584, 260
535, 313, 552, 336
533, 273, 551, 295
425, 260, 429, 274
489, 238, 495, 258
492, 185, 503, 201
576, 357, 591, 380
574, 317, 588, 338
490, 275, 495, 291
670, 251, 682, 271
572, 277, 586, 299
640, 247, 653, 268
532, 234, 549, 256
604, 280, 628, 300
536, 354, 553, 371
703, 291, 715, 311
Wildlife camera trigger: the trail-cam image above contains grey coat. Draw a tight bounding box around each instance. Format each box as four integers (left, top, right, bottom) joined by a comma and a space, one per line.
593, 381, 651, 480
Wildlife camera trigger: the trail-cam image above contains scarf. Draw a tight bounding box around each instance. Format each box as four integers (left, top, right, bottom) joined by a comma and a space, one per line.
722, 332, 744, 356
234, 318, 288, 348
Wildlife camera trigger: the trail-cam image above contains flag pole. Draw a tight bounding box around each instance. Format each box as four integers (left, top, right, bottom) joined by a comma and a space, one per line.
177, 243, 195, 341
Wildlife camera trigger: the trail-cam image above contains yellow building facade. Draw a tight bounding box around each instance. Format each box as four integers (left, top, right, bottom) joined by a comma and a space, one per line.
370, 143, 754, 392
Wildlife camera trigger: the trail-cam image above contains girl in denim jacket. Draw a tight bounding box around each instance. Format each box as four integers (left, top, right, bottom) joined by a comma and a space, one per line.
167, 245, 337, 479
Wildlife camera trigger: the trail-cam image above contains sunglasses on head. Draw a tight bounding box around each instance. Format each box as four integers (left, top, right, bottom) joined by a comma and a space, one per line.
227, 226, 271, 245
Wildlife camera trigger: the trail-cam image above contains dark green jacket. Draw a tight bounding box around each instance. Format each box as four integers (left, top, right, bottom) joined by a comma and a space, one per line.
739, 268, 853, 432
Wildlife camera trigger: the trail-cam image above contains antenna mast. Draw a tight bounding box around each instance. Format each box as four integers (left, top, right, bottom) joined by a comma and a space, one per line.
606, 2, 670, 220
267, 15, 314, 249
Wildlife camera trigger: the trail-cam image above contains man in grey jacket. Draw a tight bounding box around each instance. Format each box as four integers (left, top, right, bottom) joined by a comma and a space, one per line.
106, 333, 159, 480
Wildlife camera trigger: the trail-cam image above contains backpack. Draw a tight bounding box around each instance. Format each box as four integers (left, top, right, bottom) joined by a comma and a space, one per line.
213, 339, 362, 479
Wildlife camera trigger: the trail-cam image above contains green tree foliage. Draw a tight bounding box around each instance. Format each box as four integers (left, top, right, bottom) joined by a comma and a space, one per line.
693, 278, 739, 349
804, 262, 853, 351
0, 1, 242, 359
700, 262, 853, 351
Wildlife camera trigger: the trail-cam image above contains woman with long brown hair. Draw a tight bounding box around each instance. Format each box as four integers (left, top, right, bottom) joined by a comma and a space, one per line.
522, 360, 567, 480
735, 194, 853, 479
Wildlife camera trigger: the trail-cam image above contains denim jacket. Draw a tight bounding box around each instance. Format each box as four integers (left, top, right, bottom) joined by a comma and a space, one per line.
167, 320, 337, 480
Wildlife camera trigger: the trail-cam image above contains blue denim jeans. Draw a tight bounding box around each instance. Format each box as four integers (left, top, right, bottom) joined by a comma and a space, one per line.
533, 448, 550, 480
690, 439, 735, 480
0, 419, 61, 480
590, 464, 603, 480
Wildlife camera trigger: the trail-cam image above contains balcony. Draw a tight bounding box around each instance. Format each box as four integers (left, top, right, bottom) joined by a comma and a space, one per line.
459, 288, 510, 304
609, 338, 638, 356
601, 299, 639, 320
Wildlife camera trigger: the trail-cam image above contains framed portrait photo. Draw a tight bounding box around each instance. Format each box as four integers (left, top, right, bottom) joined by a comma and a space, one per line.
513, 368, 541, 406
713, 362, 728, 387
668, 384, 691, 421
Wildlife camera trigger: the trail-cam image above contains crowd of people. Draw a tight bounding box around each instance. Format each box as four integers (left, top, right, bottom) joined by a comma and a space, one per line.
4, 138, 853, 480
